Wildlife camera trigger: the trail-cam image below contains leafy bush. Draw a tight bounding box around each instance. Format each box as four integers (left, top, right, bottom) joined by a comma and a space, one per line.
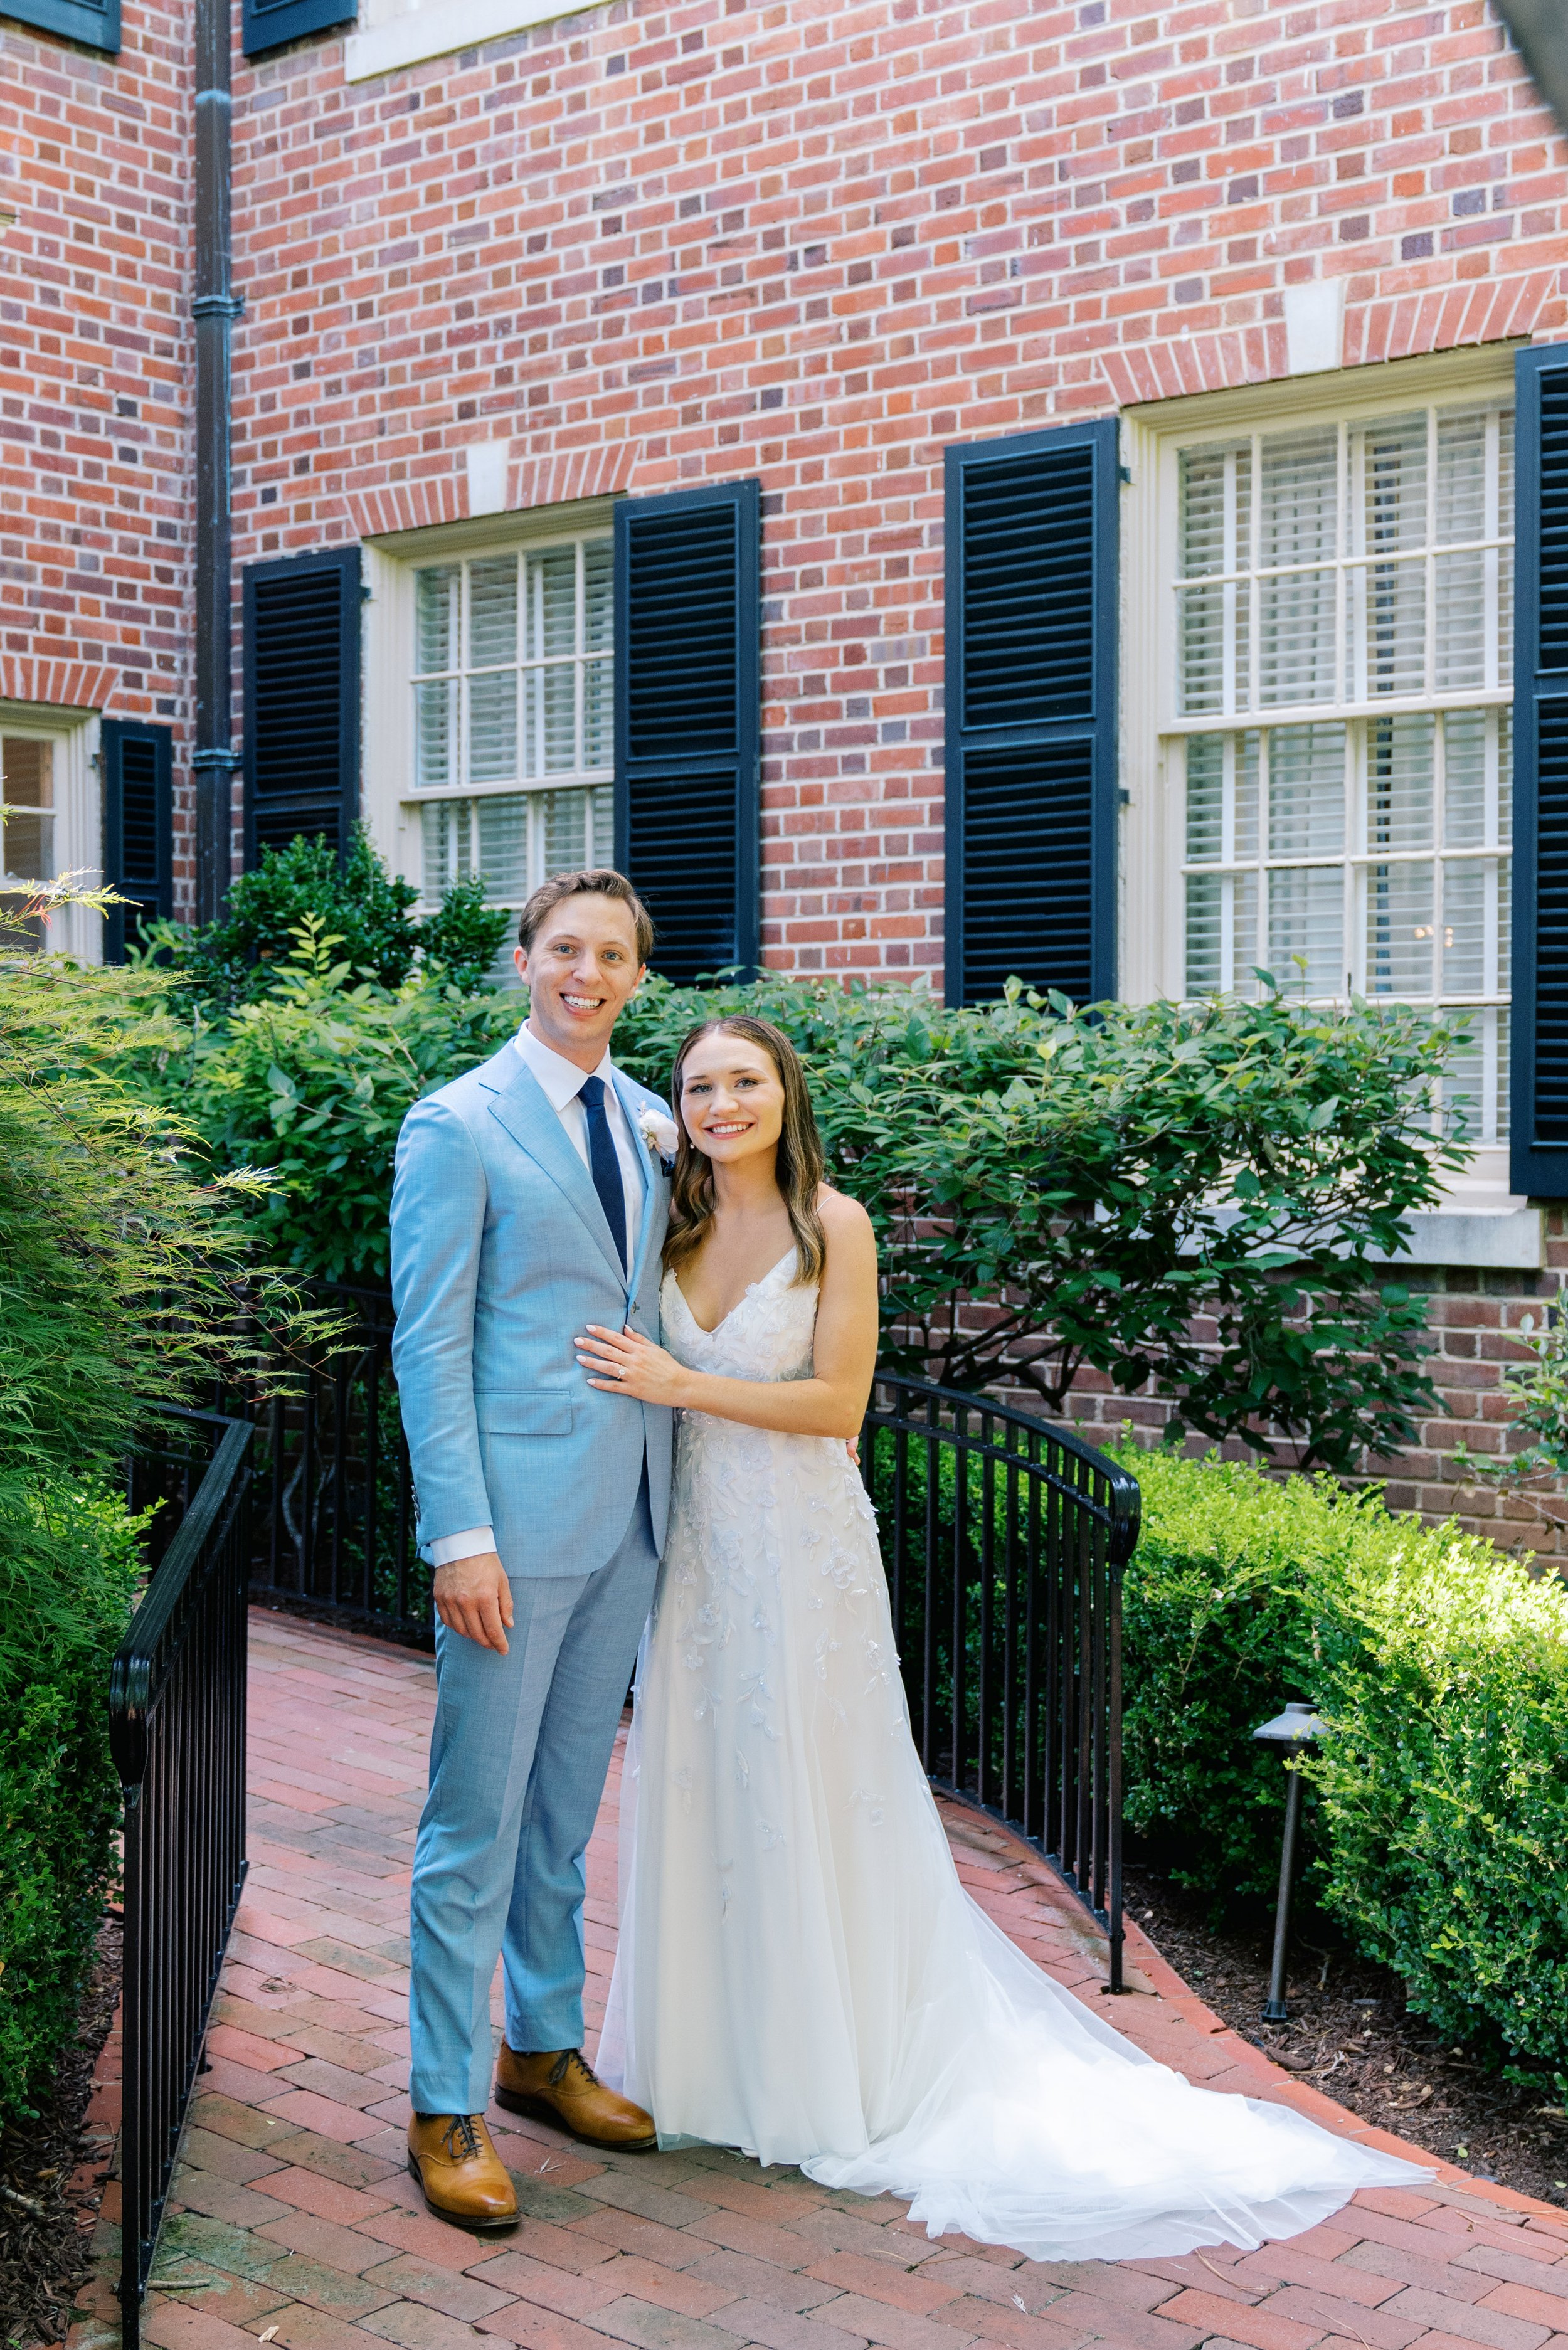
162, 960, 1459, 1463
619, 971, 1461, 1470
1115, 1441, 1568, 2088
0, 945, 312, 1483
149, 828, 511, 1007
0, 1476, 144, 2130
174, 918, 514, 1283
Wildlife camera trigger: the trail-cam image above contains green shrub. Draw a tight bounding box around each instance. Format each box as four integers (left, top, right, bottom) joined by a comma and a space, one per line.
148, 829, 511, 1008
1114, 1440, 1568, 2088
0, 1475, 144, 2130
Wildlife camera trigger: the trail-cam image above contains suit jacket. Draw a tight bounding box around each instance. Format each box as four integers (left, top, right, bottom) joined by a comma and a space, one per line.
389, 1040, 674, 1577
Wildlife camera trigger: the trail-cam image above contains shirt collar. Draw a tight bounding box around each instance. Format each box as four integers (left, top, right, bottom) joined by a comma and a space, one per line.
512, 1019, 617, 1113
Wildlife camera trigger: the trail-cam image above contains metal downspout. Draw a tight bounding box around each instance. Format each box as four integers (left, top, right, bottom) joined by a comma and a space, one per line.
193, 0, 240, 923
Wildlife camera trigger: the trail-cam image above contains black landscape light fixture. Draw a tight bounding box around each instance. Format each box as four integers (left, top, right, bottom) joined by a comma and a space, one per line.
1251, 1700, 1327, 2024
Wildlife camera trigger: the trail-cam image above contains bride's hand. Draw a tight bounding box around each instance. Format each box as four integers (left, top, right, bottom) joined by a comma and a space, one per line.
577, 1323, 692, 1407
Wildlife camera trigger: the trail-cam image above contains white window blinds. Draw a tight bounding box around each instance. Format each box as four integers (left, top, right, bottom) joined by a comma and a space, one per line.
1175, 400, 1513, 1145
408, 535, 613, 923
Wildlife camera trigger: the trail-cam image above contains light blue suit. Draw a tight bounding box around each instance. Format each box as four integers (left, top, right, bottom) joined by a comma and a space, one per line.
390, 1039, 674, 2114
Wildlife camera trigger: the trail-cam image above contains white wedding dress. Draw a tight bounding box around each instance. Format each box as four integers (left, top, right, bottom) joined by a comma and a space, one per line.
598, 1253, 1428, 2261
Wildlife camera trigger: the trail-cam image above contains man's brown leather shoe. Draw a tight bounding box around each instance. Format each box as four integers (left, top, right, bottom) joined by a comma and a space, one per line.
407, 2112, 519, 2230
494, 2046, 657, 2151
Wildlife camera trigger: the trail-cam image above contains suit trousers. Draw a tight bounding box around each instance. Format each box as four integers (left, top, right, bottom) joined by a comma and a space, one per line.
408, 1480, 660, 2117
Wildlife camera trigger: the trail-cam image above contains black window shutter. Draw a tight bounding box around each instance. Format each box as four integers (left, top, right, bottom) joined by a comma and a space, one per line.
944, 420, 1119, 1008
614, 480, 761, 985
242, 0, 353, 57
1512, 346, 1568, 1198
101, 719, 173, 963
242, 546, 361, 870
2, 0, 119, 51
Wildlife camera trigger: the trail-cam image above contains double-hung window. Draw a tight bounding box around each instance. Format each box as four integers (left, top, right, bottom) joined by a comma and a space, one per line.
1143, 379, 1515, 1155
403, 532, 615, 935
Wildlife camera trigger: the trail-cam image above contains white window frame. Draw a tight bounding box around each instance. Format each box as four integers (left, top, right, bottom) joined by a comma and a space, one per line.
0, 701, 103, 964
361, 498, 618, 965
1120, 343, 1534, 1244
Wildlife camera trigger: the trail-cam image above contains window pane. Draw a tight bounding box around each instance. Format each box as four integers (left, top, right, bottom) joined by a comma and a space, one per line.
1441, 859, 1490, 995
591, 782, 615, 865
1260, 565, 1337, 706
1499, 706, 1512, 846
585, 541, 613, 654
2, 739, 53, 807
1179, 442, 1249, 578
469, 671, 518, 783
1268, 865, 1342, 997
1185, 869, 1257, 997
1269, 723, 1344, 857
469, 556, 517, 669
583, 655, 612, 771
1436, 410, 1487, 544
524, 547, 577, 661
1360, 413, 1426, 553
421, 799, 471, 893
1352, 554, 1426, 697
416, 565, 460, 674
415, 680, 458, 788
476, 793, 530, 899
1442, 1008, 1507, 1145
541, 788, 587, 876
1434, 548, 1486, 692
1, 810, 53, 881
1185, 735, 1224, 862
1261, 426, 1337, 568
1179, 584, 1228, 716
1365, 859, 1434, 999
1443, 707, 1489, 847
525, 664, 577, 776
1367, 712, 1433, 853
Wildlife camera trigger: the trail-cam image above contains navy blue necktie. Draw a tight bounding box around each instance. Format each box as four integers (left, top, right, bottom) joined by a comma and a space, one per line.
580, 1076, 628, 1274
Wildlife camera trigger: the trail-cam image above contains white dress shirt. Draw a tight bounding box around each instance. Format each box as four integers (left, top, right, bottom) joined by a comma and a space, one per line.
429, 1023, 647, 1571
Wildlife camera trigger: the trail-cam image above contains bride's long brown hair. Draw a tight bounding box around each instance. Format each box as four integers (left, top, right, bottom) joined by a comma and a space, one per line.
662, 1016, 827, 1285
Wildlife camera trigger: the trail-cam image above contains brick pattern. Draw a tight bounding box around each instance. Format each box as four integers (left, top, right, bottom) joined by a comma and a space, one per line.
228, 0, 1568, 979
1, 3, 194, 886
65, 1611, 1568, 2350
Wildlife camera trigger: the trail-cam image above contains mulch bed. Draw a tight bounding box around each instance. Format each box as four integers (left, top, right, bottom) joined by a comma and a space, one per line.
0, 1913, 121, 2350
1126, 1858, 1568, 2213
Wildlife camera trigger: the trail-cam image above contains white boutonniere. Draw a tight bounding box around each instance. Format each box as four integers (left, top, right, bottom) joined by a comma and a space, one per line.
636, 1107, 680, 1171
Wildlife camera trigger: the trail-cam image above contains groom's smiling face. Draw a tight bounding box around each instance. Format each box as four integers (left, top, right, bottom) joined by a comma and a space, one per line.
515, 894, 646, 1072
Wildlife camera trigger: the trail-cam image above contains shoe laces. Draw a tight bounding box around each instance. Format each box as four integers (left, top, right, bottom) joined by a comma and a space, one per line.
441, 2114, 482, 2162
548, 2049, 598, 2091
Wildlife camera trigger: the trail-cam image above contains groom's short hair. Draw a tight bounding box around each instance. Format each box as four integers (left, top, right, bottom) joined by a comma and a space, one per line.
517, 869, 655, 966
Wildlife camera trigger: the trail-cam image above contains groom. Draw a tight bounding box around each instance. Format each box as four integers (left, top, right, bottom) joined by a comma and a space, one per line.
389, 868, 674, 2229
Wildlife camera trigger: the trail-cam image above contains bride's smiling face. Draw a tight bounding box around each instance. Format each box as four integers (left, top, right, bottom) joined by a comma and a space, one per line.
678, 1032, 787, 1168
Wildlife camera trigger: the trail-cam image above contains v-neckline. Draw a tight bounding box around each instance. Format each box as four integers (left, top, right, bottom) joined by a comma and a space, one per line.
670, 1248, 797, 1337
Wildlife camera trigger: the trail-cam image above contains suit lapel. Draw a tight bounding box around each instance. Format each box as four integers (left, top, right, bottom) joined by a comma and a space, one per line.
485, 1054, 627, 1283
614, 1069, 662, 1305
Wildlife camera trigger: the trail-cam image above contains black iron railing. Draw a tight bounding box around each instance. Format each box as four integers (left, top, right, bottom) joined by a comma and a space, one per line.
110, 1408, 253, 2350
860, 1373, 1142, 1989
243, 1289, 1140, 1980
248, 1283, 427, 1642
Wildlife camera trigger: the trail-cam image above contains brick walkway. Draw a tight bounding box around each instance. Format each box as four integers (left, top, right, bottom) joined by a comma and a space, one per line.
70, 1612, 1568, 2350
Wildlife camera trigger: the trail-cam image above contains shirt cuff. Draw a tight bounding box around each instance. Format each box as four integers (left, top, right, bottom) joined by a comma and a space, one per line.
430, 1525, 496, 1567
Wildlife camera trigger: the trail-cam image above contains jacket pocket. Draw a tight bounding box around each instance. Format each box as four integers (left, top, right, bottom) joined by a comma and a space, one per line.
474, 1394, 575, 1436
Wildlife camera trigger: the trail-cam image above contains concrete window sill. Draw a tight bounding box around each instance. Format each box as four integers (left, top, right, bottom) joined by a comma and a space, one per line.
344, 0, 601, 82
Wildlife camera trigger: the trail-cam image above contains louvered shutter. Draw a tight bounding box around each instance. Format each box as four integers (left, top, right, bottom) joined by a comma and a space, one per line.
101, 720, 173, 962
1511, 346, 1568, 1196
4, 0, 119, 49
242, 0, 353, 56
944, 421, 1119, 1008
241, 546, 361, 869
614, 481, 761, 985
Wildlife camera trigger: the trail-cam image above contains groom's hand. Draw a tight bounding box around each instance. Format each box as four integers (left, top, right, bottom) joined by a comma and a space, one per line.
433, 1552, 514, 1653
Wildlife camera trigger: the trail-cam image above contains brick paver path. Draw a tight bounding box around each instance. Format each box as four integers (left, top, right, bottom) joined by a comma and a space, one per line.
70, 1612, 1568, 2350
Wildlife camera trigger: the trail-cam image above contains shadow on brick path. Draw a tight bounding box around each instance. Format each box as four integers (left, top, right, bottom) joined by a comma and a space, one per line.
64, 1612, 1568, 2350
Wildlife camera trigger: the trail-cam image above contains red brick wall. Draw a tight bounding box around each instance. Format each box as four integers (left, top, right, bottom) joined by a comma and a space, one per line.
0, 3, 194, 901
230, 0, 1568, 976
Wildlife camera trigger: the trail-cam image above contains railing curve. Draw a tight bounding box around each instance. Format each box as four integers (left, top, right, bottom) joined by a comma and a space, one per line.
860, 1371, 1141, 1991
109, 1407, 253, 2350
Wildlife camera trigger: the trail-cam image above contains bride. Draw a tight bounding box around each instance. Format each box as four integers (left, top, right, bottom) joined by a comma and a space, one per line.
573, 1014, 1428, 2262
